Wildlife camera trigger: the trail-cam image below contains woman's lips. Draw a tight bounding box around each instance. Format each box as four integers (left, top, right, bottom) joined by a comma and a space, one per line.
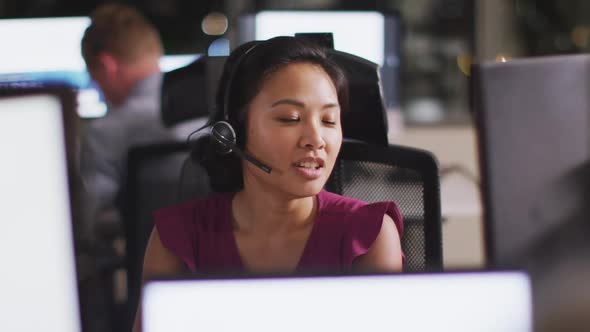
292, 157, 325, 180
293, 164, 323, 179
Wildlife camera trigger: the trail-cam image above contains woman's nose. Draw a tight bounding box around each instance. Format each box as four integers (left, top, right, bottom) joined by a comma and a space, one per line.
299, 120, 325, 150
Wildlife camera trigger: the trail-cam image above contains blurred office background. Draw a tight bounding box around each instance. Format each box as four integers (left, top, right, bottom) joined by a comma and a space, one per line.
3, 0, 590, 331
2, 0, 589, 269
0, 0, 590, 296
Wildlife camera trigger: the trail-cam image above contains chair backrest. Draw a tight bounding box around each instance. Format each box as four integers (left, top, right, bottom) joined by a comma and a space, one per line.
123, 141, 211, 330
329, 50, 389, 146
161, 56, 226, 127
325, 140, 442, 272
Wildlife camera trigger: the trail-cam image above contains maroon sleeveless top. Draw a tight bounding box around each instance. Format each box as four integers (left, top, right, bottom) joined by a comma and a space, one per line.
154, 190, 403, 274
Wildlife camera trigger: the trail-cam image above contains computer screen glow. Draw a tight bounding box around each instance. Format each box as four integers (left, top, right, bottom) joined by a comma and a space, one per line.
0, 94, 81, 332
143, 272, 531, 332
0, 17, 90, 73
0, 17, 201, 118
254, 11, 384, 65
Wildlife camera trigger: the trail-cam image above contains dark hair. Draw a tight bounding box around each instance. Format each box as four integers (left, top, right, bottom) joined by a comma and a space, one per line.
192, 36, 349, 192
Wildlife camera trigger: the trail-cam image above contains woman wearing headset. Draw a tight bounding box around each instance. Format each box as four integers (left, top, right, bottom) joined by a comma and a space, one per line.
134, 36, 403, 330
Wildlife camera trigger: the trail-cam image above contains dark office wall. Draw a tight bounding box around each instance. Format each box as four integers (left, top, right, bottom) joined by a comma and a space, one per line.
0, 0, 403, 54
515, 0, 590, 55
0, 0, 225, 54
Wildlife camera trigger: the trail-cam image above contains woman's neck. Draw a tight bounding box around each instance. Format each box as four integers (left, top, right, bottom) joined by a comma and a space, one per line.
232, 187, 317, 235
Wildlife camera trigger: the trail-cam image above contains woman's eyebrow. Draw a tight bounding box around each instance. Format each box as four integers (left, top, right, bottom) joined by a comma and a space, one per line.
322, 103, 340, 109
271, 99, 305, 108
271, 98, 339, 109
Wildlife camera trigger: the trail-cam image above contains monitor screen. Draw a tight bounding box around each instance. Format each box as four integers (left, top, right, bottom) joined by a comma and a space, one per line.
0, 17, 90, 74
472, 54, 590, 266
0, 16, 100, 118
0, 17, 200, 118
251, 11, 384, 65
160, 54, 202, 72
0, 91, 81, 332
142, 272, 531, 332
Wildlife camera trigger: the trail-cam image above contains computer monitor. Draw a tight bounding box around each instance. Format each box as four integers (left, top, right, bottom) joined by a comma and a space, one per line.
0, 16, 200, 119
238, 10, 401, 110
0, 17, 90, 74
142, 272, 532, 332
472, 54, 590, 267
0, 87, 81, 331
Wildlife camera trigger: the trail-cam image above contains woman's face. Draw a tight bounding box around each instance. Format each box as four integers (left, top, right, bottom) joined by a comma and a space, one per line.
243, 62, 342, 198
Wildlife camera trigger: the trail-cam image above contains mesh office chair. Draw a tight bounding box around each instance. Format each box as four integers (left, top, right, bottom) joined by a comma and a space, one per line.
325, 140, 442, 272
167, 140, 443, 272
123, 141, 211, 331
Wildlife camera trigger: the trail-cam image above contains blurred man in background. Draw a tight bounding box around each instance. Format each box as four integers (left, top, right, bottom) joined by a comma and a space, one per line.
80, 3, 172, 237
79, 5, 174, 330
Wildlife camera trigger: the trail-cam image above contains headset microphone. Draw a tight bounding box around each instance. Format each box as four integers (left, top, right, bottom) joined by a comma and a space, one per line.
211, 121, 272, 174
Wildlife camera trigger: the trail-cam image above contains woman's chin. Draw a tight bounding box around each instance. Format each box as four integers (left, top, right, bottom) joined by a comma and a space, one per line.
284, 181, 326, 198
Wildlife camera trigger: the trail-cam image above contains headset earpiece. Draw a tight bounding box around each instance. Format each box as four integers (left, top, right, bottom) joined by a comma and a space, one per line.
207, 43, 260, 157
204, 41, 272, 174
210, 120, 272, 173
210, 121, 236, 154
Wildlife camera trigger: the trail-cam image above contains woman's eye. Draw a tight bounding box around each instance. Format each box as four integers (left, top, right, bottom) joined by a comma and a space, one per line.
277, 118, 300, 123
323, 120, 337, 125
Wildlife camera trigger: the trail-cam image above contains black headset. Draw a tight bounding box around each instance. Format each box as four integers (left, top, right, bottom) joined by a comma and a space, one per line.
208, 42, 272, 174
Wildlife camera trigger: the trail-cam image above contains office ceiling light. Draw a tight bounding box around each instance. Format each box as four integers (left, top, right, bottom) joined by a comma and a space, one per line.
202, 12, 228, 36
495, 53, 511, 63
